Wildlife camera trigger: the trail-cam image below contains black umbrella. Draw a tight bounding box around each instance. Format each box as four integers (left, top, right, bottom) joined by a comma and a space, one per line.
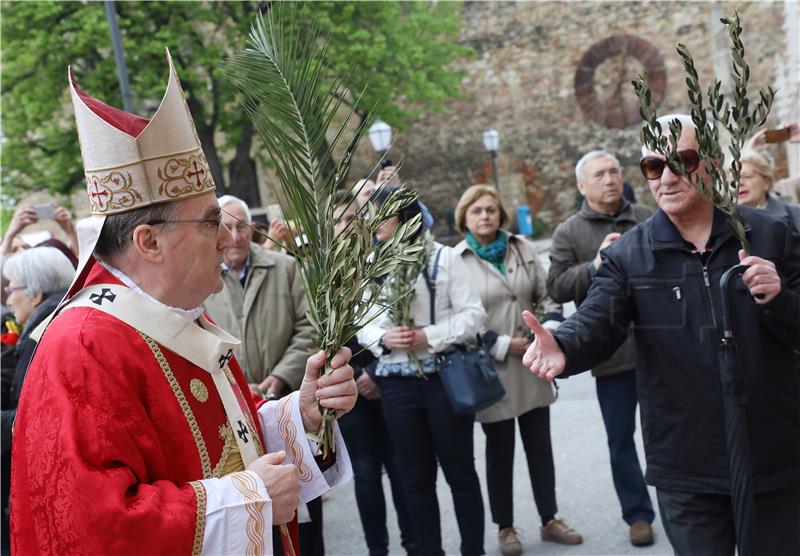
718, 264, 757, 555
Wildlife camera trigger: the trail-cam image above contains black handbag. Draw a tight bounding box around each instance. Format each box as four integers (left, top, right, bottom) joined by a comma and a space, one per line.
422, 247, 506, 415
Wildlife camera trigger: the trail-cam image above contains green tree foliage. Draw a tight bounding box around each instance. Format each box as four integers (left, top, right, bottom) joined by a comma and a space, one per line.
1, 1, 469, 205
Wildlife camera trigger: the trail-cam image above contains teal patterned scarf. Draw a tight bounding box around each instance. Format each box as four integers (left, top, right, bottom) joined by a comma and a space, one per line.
466, 230, 508, 275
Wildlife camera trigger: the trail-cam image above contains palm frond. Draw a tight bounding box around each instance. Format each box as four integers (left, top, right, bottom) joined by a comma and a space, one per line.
225, 6, 422, 457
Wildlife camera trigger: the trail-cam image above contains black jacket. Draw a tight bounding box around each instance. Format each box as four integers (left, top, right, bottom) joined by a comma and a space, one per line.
554, 207, 800, 494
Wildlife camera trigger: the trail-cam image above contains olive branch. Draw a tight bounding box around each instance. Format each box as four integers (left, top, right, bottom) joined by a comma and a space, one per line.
632, 10, 775, 255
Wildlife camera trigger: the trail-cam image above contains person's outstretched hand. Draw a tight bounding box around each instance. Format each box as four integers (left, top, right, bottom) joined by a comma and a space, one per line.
521, 311, 566, 381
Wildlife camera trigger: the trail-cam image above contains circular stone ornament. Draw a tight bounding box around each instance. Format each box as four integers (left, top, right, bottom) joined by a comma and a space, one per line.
574, 34, 667, 128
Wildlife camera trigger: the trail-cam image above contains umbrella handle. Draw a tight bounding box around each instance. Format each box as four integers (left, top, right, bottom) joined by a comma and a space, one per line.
719, 264, 748, 350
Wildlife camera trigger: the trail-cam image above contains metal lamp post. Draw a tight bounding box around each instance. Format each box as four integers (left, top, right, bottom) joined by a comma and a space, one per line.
482, 128, 500, 190
368, 118, 392, 166
104, 0, 134, 113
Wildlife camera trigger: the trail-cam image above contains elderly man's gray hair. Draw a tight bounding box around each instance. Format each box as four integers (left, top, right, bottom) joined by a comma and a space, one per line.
218, 195, 252, 223
2, 246, 75, 298
575, 150, 621, 182
640, 113, 697, 156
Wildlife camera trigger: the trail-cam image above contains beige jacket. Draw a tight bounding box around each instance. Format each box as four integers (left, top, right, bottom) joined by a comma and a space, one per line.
454, 234, 560, 423
203, 245, 313, 391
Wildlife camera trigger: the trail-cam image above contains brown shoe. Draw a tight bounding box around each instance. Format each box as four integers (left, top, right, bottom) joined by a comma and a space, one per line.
629, 521, 654, 546
540, 518, 583, 545
498, 527, 523, 556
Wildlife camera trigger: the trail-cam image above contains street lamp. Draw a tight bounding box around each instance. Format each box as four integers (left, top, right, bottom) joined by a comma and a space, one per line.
368, 118, 392, 165
482, 128, 500, 190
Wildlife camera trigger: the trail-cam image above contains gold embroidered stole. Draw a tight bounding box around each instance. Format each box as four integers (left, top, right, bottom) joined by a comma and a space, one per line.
61, 284, 264, 466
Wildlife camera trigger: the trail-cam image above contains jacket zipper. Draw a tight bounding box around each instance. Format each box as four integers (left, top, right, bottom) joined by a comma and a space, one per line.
700, 259, 719, 333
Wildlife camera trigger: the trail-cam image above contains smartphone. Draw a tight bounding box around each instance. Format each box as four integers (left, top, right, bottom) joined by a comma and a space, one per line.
32, 204, 55, 219
266, 203, 283, 223
764, 127, 791, 143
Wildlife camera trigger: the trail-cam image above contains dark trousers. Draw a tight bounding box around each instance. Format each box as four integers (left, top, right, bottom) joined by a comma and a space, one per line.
595, 370, 655, 525
481, 406, 557, 528
656, 485, 800, 556
380, 374, 485, 556
339, 395, 417, 556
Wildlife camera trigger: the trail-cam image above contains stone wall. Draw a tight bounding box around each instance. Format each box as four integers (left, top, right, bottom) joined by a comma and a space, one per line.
345, 1, 789, 236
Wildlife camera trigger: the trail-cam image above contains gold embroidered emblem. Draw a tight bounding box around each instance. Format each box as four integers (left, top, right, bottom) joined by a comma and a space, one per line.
212, 424, 245, 477
158, 154, 213, 198
190, 378, 209, 403
85, 171, 142, 213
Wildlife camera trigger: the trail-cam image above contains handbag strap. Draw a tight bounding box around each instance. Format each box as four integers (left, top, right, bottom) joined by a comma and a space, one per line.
421, 247, 443, 325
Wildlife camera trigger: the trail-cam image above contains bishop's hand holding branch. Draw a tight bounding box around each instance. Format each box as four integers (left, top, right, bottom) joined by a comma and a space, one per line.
521, 311, 566, 381
298, 347, 357, 434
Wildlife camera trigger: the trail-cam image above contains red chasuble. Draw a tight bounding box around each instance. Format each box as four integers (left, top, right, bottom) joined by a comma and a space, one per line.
10, 262, 299, 554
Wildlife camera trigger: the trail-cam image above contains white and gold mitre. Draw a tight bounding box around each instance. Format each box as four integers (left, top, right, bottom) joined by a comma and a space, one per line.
69, 48, 215, 215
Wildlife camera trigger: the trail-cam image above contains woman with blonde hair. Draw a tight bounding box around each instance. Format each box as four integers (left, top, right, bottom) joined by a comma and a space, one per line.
453, 185, 583, 556
738, 148, 800, 231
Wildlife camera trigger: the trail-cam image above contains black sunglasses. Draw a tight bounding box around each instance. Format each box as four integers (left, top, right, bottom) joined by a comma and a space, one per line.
640, 150, 700, 180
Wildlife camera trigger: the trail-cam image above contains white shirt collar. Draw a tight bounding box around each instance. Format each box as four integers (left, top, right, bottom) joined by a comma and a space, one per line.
98, 260, 204, 321
221, 254, 251, 282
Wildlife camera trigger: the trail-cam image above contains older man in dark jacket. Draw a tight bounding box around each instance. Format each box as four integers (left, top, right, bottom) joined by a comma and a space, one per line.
547, 149, 655, 546
525, 115, 800, 556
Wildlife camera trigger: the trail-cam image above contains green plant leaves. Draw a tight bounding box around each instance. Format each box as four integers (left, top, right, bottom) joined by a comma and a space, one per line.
630, 9, 773, 256
226, 7, 426, 457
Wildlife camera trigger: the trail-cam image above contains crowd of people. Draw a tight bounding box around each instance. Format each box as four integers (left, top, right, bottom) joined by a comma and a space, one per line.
1, 47, 799, 556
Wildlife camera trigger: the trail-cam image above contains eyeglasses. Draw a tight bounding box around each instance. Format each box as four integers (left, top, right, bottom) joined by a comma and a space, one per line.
4, 285, 26, 296
640, 150, 700, 180
147, 217, 222, 230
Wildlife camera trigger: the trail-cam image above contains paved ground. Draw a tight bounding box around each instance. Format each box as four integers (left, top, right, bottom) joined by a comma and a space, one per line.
322, 370, 670, 556
323, 240, 672, 555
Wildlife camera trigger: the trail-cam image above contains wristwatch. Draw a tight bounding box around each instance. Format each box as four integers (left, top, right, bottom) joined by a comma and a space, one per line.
378, 336, 390, 355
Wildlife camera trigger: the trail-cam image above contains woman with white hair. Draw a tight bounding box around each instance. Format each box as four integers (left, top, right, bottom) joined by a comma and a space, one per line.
1, 246, 74, 554
737, 148, 800, 231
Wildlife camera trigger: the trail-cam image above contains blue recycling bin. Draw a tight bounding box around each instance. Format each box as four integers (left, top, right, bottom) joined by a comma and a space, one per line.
517, 205, 534, 236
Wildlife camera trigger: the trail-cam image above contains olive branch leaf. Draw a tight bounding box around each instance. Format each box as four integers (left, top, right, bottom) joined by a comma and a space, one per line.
632, 10, 775, 255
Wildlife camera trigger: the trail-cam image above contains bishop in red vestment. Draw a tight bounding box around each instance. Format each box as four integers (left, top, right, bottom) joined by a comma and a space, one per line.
9, 50, 356, 555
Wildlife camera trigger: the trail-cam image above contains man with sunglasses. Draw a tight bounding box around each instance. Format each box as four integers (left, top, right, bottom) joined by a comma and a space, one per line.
524, 114, 800, 555
547, 150, 655, 547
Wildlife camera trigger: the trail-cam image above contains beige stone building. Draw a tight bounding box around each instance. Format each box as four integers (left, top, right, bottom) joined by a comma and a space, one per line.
345, 1, 798, 236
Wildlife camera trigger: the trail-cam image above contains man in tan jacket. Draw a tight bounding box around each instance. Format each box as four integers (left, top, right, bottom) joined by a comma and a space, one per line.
204, 195, 313, 399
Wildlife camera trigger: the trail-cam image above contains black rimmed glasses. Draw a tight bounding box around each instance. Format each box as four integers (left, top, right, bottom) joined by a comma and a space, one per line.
640, 149, 701, 180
